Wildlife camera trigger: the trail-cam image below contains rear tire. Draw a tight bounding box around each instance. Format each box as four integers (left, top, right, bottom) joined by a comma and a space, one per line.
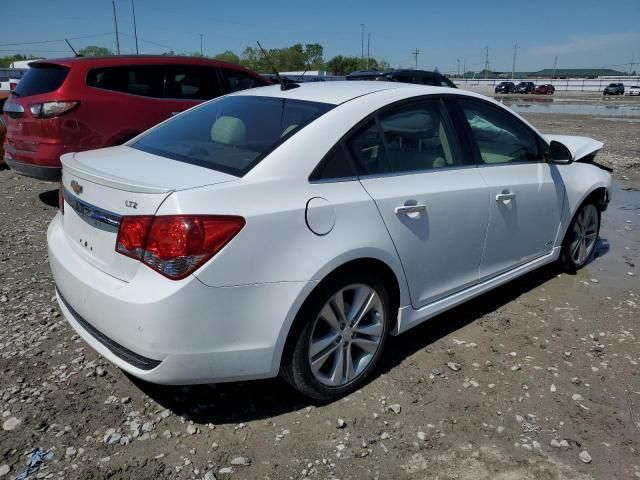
281, 271, 391, 401
560, 202, 601, 272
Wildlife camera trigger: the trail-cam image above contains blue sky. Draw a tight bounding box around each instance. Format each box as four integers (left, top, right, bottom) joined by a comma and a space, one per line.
1, 0, 639, 73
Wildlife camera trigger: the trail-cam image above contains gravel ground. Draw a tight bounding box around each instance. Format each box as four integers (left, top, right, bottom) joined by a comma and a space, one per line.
0, 112, 639, 480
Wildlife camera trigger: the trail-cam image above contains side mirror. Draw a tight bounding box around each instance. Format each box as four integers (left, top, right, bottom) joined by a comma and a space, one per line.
549, 140, 573, 164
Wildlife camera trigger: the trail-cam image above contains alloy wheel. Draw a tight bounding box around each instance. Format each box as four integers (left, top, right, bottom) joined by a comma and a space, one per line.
308, 284, 385, 387
569, 204, 599, 266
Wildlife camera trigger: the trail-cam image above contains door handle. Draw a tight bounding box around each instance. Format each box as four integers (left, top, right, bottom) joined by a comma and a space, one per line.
495, 192, 516, 202
395, 204, 426, 215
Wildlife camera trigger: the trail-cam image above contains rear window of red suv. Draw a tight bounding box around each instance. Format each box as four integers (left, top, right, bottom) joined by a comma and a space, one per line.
13, 64, 70, 97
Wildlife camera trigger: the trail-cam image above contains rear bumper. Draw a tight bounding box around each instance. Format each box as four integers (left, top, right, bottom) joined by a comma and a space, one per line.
47, 213, 311, 384
5, 156, 61, 180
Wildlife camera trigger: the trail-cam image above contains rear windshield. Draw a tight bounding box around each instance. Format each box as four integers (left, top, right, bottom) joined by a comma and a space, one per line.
133, 95, 335, 176
13, 64, 69, 97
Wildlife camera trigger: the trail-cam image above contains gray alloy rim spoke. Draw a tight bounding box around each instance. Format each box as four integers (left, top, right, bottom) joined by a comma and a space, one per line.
570, 204, 598, 265
308, 284, 385, 387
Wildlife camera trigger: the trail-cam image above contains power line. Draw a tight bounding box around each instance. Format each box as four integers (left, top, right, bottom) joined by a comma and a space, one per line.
0, 33, 114, 47
131, 0, 139, 55
118, 32, 191, 54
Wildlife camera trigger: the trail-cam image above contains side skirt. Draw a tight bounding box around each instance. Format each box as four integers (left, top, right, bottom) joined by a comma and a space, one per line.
392, 247, 561, 335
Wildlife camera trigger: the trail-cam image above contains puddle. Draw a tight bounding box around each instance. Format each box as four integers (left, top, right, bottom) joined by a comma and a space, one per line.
504, 101, 640, 117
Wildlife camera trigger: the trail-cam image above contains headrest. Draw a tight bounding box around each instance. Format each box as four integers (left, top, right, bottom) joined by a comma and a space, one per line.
211, 116, 246, 146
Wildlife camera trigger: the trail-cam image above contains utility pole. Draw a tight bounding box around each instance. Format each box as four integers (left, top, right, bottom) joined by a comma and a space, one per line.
366, 33, 371, 70
630, 55, 635, 75
411, 49, 420, 69
457, 58, 460, 77
360, 24, 364, 67
512, 44, 518, 80
484, 45, 489, 79
552, 55, 558, 80
463, 58, 466, 78
199, 33, 204, 56
131, 0, 139, 55
112, 0, 120, 55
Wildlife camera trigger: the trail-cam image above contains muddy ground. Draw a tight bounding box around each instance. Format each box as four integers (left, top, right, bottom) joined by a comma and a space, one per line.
0, 111, 639, 480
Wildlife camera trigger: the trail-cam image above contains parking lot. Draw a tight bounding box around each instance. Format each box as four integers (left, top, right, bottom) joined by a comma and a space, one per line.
0, 103, 638, 479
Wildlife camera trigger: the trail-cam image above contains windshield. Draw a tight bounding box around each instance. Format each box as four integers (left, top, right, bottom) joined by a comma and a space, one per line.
13, 64, 69, 97
133, 95, 335, 177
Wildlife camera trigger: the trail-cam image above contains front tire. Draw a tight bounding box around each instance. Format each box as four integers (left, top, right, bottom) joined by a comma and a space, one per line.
281, 272, 391, 401
560, 202, 601, 271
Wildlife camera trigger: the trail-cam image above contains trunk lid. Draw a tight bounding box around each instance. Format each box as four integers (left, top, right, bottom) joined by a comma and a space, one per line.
60, 146, 237, 282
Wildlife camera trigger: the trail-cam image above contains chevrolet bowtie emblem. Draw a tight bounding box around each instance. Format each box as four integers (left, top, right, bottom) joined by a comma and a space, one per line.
70, 180, 83, 195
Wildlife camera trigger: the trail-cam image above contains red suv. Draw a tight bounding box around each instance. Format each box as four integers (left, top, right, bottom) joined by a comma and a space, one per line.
2, 56, 269, 180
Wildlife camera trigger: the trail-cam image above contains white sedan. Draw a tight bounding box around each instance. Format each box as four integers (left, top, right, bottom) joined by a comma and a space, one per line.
48, 81, 611, 400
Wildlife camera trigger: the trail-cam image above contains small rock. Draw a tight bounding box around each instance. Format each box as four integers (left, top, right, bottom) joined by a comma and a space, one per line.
141, 422, 154, 433
572, 394, 584, 401
204, 471, 217, 480
336, 418, 347, 429
446, 362, 461, 371
560, 439, 570, 449
230, 456, 251, 466
0, 465, 10, 477
96, 366, 107, 377
187, 424, 198, 435
387, 404, 402, 414
579, 450, 592, 464
121, 397, 131, 404
2, 417, 21, 431
380, 432, 391, 440
105, 431, 122, 445
417, 431, 427, 441
550, 384, 556, 393
219, 467, 233, 474
496, 426, 505, 434
550, 439, 562, 448
65, 446, 77, 457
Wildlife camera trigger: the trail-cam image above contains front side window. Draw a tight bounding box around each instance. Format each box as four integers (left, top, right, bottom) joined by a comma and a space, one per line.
165, 66, 223, 100
133, 96, 334, 176
459, 99, 542, 165
87, 66, 164, 97
346, 100, 464, 175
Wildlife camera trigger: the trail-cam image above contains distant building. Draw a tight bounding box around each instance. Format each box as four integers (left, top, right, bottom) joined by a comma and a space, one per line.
527, 68, 627, 79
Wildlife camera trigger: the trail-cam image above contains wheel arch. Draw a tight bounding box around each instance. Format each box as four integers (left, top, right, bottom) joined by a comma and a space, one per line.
270, 252, 409, 376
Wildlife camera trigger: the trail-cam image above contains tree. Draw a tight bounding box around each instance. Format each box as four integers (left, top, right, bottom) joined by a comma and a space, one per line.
78, 45, 113, 57
303, 43, 324, 70
214, 50, 240, 64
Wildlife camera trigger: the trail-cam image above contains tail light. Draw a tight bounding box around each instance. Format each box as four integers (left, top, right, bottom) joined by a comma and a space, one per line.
9, 82, 17, 91
58, 184, 64, 214
29, 101, 79, 118
116, 215, 245, 280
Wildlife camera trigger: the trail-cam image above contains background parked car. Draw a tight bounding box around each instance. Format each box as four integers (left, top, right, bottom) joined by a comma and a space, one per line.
345, 69, 456, 88
494, 81, 516, 94
624, 85, 640, 96
3, 56, 269, 180
0, 115, 5, 168
515, 81, 535, 94
603, 83, 624, 95
534, 84, 555, 95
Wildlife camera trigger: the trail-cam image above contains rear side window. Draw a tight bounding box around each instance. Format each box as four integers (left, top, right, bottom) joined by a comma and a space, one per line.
133, 95, 334, 176
13, 64, 69, 97
220, 68, 267, 92
165, 66, 224, 100
345, 100, 464, 176
87, 66, 164, 97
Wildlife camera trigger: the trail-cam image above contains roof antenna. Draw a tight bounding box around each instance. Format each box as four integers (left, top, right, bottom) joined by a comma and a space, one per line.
65, 39, 80, 57
257, 41, 299, 91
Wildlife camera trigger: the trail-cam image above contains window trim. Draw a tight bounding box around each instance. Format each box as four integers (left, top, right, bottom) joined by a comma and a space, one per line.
309, 95, 470, 183
449, 96, 549, 168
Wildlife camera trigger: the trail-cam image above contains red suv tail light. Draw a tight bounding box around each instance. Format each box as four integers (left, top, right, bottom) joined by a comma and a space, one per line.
9, 82, 17, 91
29, 101, 79, 118
116, 215, 245, 280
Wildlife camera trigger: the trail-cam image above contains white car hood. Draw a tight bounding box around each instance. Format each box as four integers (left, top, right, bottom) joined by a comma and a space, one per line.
543, 134, 604, 161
